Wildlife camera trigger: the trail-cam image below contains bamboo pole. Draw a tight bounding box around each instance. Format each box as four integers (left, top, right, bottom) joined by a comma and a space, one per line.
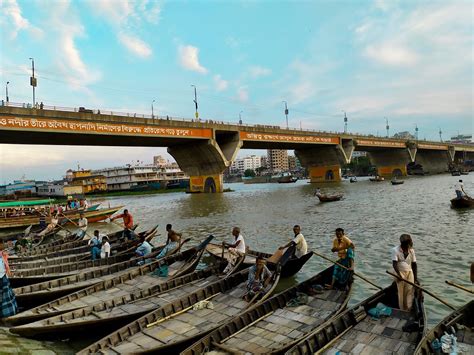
146, 293, 221, 328
386, 271, 455, 310
445, 280, 474, 294
312, 251, 383, 290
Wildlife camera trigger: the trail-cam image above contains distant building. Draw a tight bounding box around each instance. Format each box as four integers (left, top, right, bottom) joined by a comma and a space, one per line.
66, 169, 107, 194
37, 181, 65, 197
288, 155, 301, 171
153, 155, 168, 167
230, 155, 261, 174
393, 131, 415, 140
2, 180, 37, 196
267, 149, 289, 172
260, 156, 268, 169
449, 134, 472, 144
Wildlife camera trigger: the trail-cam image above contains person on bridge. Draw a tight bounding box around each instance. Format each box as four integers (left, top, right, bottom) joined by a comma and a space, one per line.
222, 227, 246, 274
110, 209, 135, 241
455, 179, 466, 199
279, 225, 308, 259
326, 228, 355, 290
392, 234, 418, 311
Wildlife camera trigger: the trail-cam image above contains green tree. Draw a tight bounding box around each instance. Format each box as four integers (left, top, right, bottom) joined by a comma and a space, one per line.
244, 169, 256, 177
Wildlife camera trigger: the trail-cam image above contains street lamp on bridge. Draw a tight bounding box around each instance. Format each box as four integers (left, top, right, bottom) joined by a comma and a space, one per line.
439, 128, 443, 142
191, 84, 199, 120
415, 124, 419, 141
239, 110, 243, 124
282, 101, 289, 129
151, 100, 155, 118
342, 110, 348, 133
29, 57, 37, 106
385, 117, 390, 138
5, 81, 9, 103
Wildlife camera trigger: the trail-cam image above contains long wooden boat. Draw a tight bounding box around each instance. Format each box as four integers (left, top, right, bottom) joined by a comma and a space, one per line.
6, 238, 214, 328
369, 176, 385, 182
181, 265, 352, 354
316, 194, 343, 202
285, 282, 426, 355
11, 265, 225, 338
10, 237, 169, 309
206, 243, 312, 278
391, 180, 405, 185
451, 196, 474, 208
414, 300, 473, 355
78, 266, 281, 354
0, 205, 123, 230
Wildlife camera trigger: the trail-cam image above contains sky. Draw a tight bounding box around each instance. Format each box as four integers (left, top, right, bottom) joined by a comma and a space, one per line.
0, 0, 472, 183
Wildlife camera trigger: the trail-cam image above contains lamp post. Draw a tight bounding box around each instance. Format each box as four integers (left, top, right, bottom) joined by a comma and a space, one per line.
282, 101, 289, 129
439, 128, 443, 142
385, 117, 389, 138
191, 84, 198, 119
29, 57, 37, 106
5, 81, 9, 103
151, 100, 155, 118
239, 110, 243, 124
415, 124, 419, 140
342, 110, 348, 133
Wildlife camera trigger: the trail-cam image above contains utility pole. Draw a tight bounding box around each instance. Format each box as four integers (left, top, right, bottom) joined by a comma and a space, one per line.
151, 100, 155, 118
439, 128, 443, 142
239, 110, 243, 124
415, 124, 419, 140
191, 85, 198, 119
385, 117, 389, 138
342, 110, 348, 133
5, 81, 9, 103
29, 58, 37, 106
282, 101, 289, 129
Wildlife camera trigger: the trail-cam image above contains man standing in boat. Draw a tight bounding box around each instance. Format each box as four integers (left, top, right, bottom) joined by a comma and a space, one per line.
455, 179, 466, 198
392, 234, 418, 311
222, 227, 246, 274
0, 241, 18, 318
279, 225, 308, 258
110, 209, 134, 241
326, 228, 355, 289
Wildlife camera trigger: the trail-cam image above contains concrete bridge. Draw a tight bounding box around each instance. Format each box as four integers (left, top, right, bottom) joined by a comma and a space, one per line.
1, 104, 473, 192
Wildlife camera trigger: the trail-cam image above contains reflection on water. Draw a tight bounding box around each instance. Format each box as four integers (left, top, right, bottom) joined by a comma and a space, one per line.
1, 174, 472, 351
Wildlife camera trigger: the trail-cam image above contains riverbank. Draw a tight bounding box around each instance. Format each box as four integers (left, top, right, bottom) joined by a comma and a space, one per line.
87, 188, 187, 198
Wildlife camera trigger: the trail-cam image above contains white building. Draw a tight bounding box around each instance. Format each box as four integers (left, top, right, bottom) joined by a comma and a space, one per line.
230, 155, 261, 174
37, 181, 65, 196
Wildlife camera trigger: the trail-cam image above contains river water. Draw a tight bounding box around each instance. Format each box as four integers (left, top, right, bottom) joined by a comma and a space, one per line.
2, 174, 473, 353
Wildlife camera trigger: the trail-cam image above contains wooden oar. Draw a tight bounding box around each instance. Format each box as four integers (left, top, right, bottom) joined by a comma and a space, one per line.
60, 213, 93, 239
146, 293, 221, 328
312, 250, 383, 290
386, 270, 455, 310
445, 280, 474, 294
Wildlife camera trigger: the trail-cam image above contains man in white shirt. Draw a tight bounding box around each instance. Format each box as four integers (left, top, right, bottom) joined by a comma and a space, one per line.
454, 180, 466, 199
222, 227, 246, 274
76, 213, 88, 239
392, 234, 418, 311
279, 225, 308, 258
100, 236, 111, 259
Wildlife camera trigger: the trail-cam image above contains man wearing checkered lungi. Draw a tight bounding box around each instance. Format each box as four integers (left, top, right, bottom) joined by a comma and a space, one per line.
1, 244, 18, 318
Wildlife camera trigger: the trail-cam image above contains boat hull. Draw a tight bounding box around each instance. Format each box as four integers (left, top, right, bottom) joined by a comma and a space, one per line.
450, 197, 474, 208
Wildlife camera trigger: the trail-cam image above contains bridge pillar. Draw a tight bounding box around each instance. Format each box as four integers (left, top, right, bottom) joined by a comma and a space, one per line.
366, 149, 412, 178
295, 140, 351, 183
168, 132, 241, 193
414, 150, 450, 174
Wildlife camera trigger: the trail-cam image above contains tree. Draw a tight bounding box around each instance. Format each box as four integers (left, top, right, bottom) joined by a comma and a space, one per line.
244, 169, 256, 177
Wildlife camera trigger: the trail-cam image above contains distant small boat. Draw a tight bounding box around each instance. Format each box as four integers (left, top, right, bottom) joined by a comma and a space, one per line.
450, 196, 474, 208
369, 176, 385, 182
277, 172, 298, 183
391, 180, 404, 185
349, 177, 357, 183
451, 171, 461, 176
316, 193, 343, 202
460, 171, 469, 175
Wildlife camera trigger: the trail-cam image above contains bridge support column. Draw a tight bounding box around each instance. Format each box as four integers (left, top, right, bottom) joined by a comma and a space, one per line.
414, 150, 450, 174
367, 149, 412, 178
168, 132, 241, 193
296, 140, 352, 183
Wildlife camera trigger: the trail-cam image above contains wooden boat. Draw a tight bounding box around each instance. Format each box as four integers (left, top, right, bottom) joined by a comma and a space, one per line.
181, 265, 352, 354
350, 177, 357, 183
316, 193, 343, 202
206, 243, 312, 278
0, 205, 123, 230
414, 300, 473, 355
450, 196, 474, 209
278, 173, 298, 183
77, 266, 281, 354
10, 265, 225, 338
451, 171, 461, 176
460, 171, 469, 175
391, 180, 405, 185
285, 282, 426, 355
7, 237, 214, 329
7, 238, 203, 316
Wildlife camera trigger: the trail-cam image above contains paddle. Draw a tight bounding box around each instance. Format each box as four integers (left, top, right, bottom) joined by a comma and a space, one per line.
386, 270, 455, 310
445, 280, 474, 294
312, 250, 383, 290
60, 213, 93, 239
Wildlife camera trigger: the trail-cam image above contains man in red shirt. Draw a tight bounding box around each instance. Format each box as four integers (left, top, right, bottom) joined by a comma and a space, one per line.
110, 209, 135, 241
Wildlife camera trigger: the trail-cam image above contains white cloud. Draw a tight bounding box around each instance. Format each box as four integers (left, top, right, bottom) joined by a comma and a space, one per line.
365, 43, 418, 66
213, 75, 228, 91
118, 32, 152, 58
178, 45, 208, 74
237, 87, 249, 102
248, 65, 272, 78
1, 0, 43, 39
